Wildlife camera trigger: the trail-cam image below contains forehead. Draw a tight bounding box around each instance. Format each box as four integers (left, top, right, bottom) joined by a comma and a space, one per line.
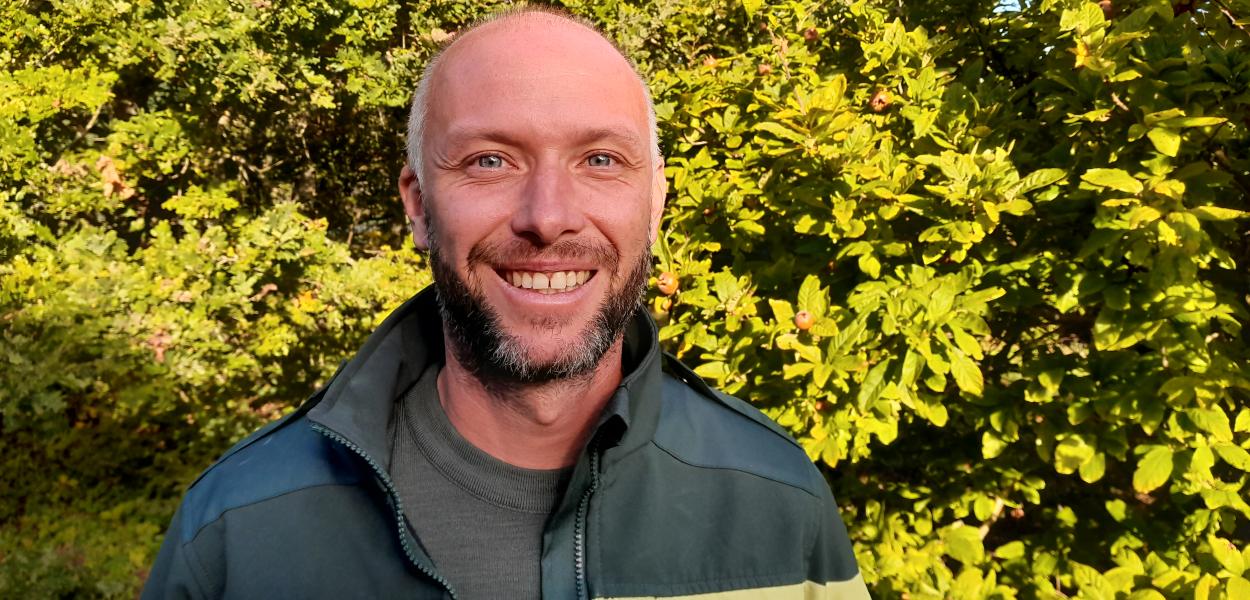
426, 16, 650, 149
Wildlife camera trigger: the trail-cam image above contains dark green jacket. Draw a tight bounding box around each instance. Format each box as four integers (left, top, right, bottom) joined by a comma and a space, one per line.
143, 288, 869, 599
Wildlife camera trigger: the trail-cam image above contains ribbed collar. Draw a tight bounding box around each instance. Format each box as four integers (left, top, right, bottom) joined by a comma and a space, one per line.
306, 285, 663, 472
399, 361, 571, 514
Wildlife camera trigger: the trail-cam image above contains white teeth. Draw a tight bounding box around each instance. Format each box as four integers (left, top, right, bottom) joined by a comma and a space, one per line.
505, 270, 592, 293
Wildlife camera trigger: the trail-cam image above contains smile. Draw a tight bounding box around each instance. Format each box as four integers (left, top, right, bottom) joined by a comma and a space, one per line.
503, 270, 593, 294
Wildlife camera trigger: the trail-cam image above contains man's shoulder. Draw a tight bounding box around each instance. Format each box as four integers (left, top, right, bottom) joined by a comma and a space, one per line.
172, 411, 361, 545
655, 356, 827, 499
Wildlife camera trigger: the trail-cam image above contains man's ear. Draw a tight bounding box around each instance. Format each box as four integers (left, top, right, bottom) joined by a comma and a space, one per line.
648, 158, 667, 246
399, 164, 431, 251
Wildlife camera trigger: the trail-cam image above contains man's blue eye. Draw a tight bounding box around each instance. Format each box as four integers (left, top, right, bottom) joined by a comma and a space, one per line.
477, 155, 503, 168
588, 154, 614, 167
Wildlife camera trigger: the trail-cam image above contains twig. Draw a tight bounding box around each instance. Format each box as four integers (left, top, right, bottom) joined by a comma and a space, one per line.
1213, 0, 1249, 38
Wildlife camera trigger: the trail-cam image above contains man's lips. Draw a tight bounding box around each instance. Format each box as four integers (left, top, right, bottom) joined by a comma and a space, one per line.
497, 268, 595, 294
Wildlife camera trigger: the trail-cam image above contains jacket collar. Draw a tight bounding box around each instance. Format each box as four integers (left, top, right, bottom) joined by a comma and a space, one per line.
307, 285, 664, 469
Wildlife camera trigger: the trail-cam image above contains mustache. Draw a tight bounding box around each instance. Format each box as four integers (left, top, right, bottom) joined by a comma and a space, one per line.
466, 238, 619, 270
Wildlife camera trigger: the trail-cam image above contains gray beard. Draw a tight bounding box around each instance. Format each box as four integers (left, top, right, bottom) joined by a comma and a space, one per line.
426, 218, 650, 387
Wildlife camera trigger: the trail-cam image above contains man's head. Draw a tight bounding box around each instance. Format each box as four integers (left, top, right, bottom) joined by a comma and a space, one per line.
399, 7, 666, 386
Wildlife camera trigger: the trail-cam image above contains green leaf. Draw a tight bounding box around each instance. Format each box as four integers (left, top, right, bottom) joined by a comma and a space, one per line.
1214, 444, 1250, 471
994, 541, 1025, 560
982, 431, 1008, 459
741, 0, 765, 19
1161, 116, 1226, 128
693, 361, 729, 381
1055, 435, 1095, 475
1013, 168, 1067, 195
950, 349, 984, 396
856, 358, 892, 409
1079, 452, 1106, 483
1189, 407, 1233, 442
1209, 535, 1245, 575
797, 275, 827, 317
1191, 206, 1249, 221
768, 298, 795, 325
1227, 576, 1250, 599
1133, 446, 1174, 493
1146, 128, 1181, 157
754, 121, 805, 143
943, 524, 984, 565
1082, 169, 1144, 194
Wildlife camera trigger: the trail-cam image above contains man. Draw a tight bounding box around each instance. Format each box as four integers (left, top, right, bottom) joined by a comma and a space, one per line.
144, 7, 868, 599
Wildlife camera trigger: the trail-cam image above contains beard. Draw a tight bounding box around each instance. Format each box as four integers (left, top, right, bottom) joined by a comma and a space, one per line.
426, 217, 650, 387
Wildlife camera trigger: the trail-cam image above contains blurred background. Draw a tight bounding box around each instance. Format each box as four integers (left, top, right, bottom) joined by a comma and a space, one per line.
2, 0, 1248, 597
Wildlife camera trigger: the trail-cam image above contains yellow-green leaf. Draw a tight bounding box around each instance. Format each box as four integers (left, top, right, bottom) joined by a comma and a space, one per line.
1133, 446, 1173, 493
1214, 444, 1250, 471
950, 349, 984, 396
1146, 128, 1181, 157
1082, 168, 1143, 194
943, 524, 984, 565
1209, 535, 1245, 575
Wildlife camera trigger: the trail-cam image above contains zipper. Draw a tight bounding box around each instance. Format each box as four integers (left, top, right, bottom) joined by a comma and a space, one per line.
574, 442, 602, 600
311, 422, 458, 599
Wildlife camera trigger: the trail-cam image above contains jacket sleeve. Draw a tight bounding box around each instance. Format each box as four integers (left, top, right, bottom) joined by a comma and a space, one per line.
806, 483, 872, 599
142, 505, 212, 600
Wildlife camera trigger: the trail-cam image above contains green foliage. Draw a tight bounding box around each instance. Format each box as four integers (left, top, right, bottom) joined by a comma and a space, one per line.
3, 0, 1249, 597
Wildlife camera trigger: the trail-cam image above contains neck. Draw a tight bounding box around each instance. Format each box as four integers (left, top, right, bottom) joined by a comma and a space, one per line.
436, 335, 625, 470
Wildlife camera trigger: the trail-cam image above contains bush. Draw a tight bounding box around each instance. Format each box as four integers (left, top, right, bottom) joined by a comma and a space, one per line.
2, 0, 1248, 597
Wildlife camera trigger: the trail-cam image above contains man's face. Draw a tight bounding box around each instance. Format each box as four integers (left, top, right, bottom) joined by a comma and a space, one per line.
401, 17, 665, 383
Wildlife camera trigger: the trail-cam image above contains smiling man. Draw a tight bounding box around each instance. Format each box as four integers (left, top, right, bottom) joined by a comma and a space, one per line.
144, 7, 867, 600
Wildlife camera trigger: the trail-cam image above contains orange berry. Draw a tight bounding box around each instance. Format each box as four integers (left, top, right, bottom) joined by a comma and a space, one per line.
656, 272, 679, 296
870, 89, 892, 112
794, 310, 814, 330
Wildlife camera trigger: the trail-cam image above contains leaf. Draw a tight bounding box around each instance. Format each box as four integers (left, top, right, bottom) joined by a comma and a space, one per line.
768, 299, 795, 325
1054, 435, 1095, 475
1079, 452, 1106, 483
1161, 116, 1226, 128
1227, 576, 1250, 599
1214, 444, 1250, 471
1189, 407, 1233, 442
1191, 206, 1249, 221
797, 274, 827, 317
1146, 128, 1181, 157
1082, 169, 1144, 194
741, 0, 765, 19
754, 121, 805, 143
857, 253, 881, 279
693, 361, 729, 381
1209, 535, 1245, 575
1013, 168, 1067, 195
995, 541, 1025, 560
950, 349, 984, 396
943, 524, 984, 565
1133, 446, 1174, 493
856, 358, 892, 409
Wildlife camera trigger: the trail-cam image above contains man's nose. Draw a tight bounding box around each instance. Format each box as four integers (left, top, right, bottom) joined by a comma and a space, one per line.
511, 162, 585, 245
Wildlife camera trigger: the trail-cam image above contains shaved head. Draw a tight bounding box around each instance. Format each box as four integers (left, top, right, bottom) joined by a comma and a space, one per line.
406, 7, 660, 180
